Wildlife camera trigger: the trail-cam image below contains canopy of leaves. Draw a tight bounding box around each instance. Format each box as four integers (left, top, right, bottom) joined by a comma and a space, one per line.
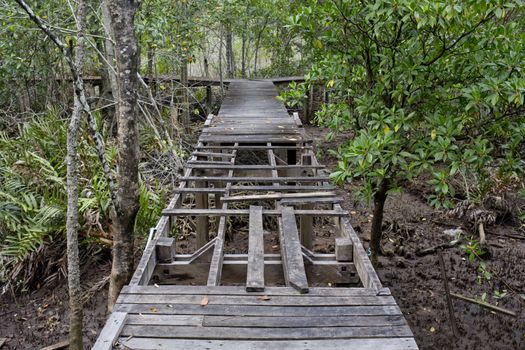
290, 0, 525, 208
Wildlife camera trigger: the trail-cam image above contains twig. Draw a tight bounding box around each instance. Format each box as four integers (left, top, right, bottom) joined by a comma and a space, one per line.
416, 238, 463, 256
438, 250, 459, 338
450, 292, 517, 317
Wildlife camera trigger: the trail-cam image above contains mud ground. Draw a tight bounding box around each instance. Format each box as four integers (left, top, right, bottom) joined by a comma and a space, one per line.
1, 124, 523, 350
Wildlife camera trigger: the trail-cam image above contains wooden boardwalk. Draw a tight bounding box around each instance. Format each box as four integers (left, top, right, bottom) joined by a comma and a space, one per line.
93, 80, 418, 350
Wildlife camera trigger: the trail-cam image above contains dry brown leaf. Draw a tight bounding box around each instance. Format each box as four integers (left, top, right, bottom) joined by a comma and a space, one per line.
200, 296, 209, 307
258, 295, 271, 301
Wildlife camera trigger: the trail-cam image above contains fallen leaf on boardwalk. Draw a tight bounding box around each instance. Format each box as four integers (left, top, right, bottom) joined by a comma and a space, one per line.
154, 283, 159, 288
200, 296, 209, 306
149, 307, 157, 313
258, 295, 271, 301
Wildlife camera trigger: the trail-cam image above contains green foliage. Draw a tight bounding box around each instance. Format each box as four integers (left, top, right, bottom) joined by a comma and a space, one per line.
0, 110, 170, 290
290, 0, 525, 209
277, 81, 306, 108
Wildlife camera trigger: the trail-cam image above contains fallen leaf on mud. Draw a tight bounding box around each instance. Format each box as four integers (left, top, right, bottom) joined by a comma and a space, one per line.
201, 296, 209, 306
430, 326, 436, 333
149, 307, 157, 313
272, 245, 279, 249
258, 295, 271, 301
350, 211, 357, 215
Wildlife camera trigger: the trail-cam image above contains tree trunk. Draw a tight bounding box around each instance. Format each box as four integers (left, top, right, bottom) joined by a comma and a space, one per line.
218, 30, 224, 91
100, 0, 120, 134
106, 0, 141, 312
180, 59, 190, 131
225, 29, 235, 78
66, 1, 87, 348
370, 178, 389, 265
241, 32, 246, 78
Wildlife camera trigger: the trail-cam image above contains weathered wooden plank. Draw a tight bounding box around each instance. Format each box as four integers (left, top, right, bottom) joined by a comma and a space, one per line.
280, 207, 309, 293
222, 191, 337, 203
118, 337, 418, 350
120, 324, 413, 340
207, 145, 238, 286
336, 204, 383, 291
202, 315, 406, 328
91, 312, 127, 350
125, 314, 404, 328
155, 237, 175, 263
230, 185, 336, 192
280, 196, 344, 205
247, 206, 265, 292
195, 180, 209, 248
162, 208, 348, 217
115, 294, 397, 306
121, 285, 381, 297
335, 237, 353, 262
195, 145, 313, 151
186, 164, 324, 170
126, 314, 204, 326
115, 303, 403, 317
191, 151, 235, 158
179, 176, 329, 183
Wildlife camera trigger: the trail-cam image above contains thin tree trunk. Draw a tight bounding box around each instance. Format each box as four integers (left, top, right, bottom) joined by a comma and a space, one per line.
180, 59, 190, 131
254, 17, 268, 76
66, 0, 87, 348
101, 0, 120, 132
218, 30, 224, 92
106, 0, 141, 312
225, 29, 234, 78
241, 32, 246, 78
370, 178, 389, 265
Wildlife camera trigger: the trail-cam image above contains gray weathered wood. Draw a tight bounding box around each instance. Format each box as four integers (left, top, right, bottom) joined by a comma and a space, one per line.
335, 237, 353, 262
280, 207, 309, 293
120, 324, 413, 339
120, 285, 383, 297
118, 338, 418, 350
155, 237, 175, 263
115, 303, 403, 317
195, 180, 209, 248
179, 176, 329, 183
116, 294, 397, 306
91, 312, 127, 350
95, 80, 416, 350
162, 208, 348, 217
222, 191, 337, 203
247, 206, 265, 292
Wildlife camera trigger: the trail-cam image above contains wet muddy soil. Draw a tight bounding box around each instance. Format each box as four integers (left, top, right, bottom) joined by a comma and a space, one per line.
308, 125, 525, 350
1, 124, 523, 350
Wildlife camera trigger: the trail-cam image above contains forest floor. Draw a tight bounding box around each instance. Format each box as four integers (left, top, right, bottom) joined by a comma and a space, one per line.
1, 124, 524, 350
308, 125, 525, 350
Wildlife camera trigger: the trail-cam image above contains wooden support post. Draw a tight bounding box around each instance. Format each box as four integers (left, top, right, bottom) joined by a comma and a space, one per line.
196, 180, 209, 248
156, 237, 176, 263
335, 237, 353, 262
300, 153, 314, 249
206, 85, 213, 114
246, 206, 265, 292
279, 206, 309, 294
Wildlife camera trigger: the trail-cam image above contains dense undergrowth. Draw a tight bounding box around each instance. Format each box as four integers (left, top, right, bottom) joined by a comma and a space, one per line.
0, 109, 176, 294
